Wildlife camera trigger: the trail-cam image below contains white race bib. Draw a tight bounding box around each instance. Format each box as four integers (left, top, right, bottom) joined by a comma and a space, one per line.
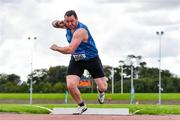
73, 53, 86, 61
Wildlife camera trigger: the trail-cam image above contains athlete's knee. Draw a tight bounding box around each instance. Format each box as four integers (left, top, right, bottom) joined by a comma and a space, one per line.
66, 79, 76, 91
98, 84, 107, 92
66, 80, 75, 89
98, 78, 108, 92
66, 75, 80, 90
102, 82, 108, 91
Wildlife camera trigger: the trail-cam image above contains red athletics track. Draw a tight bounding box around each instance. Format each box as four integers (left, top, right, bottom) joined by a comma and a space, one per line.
0, 114, 180, 120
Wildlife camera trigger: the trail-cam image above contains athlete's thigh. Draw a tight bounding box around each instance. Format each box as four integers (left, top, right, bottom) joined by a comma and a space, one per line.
66, 75, 80, 87
86, 56, 105, 78
67, 58, 84, 77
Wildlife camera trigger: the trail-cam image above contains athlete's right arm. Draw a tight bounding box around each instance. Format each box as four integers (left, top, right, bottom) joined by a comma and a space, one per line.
50, 28, 87, 54
52, 20, 67, 29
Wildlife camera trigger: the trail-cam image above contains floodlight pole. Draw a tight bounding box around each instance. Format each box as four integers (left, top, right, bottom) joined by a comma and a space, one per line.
30, 60, 33, 105
156, 31, 164, 105
119, 60, 124, 94
111, 67, 114, 94
28, 36, 37, 105
121, 65, 124, 94
130, 64, 134, 104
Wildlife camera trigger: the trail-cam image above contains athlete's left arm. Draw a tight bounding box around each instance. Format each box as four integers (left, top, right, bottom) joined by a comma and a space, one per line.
50, 28, 88, 54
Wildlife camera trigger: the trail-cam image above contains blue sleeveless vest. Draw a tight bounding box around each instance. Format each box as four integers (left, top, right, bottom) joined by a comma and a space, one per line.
66, 22, 98, 61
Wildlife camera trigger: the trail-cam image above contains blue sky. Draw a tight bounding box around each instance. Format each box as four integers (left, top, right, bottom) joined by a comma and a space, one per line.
0, 0, 180, 80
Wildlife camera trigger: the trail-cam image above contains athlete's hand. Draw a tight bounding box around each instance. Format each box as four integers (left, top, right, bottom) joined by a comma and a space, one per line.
50, 44, 59, 51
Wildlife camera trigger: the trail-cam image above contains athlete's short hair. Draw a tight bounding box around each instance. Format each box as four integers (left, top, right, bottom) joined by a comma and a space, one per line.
64, 10, 78, 19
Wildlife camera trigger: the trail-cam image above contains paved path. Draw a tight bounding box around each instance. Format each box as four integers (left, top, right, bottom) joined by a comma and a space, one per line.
0, 114, 180, 120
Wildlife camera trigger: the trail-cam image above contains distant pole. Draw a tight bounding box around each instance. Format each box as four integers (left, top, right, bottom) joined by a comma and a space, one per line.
121, 65, 124, 94
30, 60, 33, 105
91, 79, 94, 93
111, 67, 114, 94
64, 90, 68, 104
130, 65, 135, 104
156, 31, 164, 105
119, 60, 124, 94
28, 36, 37, 105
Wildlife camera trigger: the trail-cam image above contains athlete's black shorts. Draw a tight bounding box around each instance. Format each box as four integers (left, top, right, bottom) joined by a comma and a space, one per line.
67, 55, 105, 78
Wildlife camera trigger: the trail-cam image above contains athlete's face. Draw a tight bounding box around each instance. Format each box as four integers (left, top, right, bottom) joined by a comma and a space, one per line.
64, 15, 78, 30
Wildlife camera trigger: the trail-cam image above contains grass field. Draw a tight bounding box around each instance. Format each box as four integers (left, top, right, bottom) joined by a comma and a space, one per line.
1, 104, 180, 114
1, 93, 180, 100
1, 93, 180, 114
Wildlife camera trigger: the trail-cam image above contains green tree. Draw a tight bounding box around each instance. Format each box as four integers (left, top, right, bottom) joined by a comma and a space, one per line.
53, 82, 66, 93
48, 66, 67, 85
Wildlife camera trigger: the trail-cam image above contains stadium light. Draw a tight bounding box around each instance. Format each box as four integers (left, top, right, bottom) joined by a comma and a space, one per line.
126, 55, 141, 104
111, 67, 114, 94
28, 36, 37, 104
126, 55, 136, 104
156, 31, 164, 105
119, 60, 124, 94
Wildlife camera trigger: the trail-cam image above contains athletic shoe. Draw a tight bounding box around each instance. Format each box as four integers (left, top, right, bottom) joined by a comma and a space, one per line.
73, 105, 87, 115
97, 89, 105, 104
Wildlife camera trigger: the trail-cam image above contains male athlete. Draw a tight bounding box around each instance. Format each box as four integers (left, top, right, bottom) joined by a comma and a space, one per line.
50, 10, 108, 115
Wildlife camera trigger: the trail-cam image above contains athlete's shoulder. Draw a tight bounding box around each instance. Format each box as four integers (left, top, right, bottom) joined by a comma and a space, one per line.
78, 22, 88, 29
74, 28, 87, 37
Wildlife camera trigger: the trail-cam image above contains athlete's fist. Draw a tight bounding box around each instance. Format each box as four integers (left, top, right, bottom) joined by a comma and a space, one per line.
50, 44, 59, 51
